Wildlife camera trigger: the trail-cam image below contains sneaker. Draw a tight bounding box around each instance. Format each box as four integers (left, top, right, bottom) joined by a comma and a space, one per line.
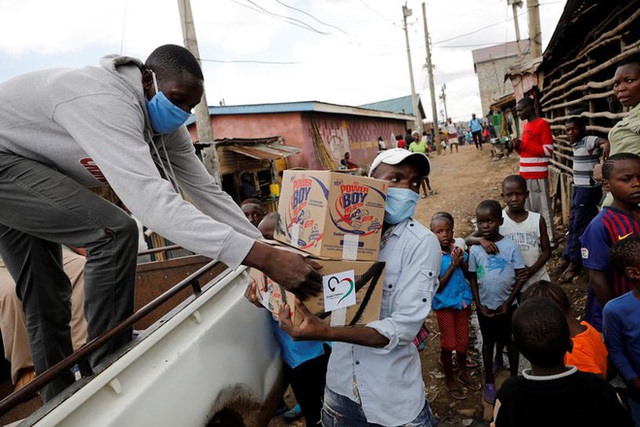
283, 403, 303, 421
484, 383, 496, 404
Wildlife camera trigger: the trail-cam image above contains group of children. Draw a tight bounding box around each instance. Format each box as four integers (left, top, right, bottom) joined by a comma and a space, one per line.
242, 136, 640, 425
430, 151, 640, 425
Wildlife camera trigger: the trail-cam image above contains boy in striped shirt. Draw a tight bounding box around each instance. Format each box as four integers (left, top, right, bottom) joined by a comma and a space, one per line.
512, 97, 556, 247
554, 117, 607, 283
580, 153, 640, 332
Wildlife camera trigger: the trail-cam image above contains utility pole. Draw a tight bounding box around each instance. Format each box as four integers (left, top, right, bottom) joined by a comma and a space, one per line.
402, 4, 422, 133
527, 0, 542, 57
507, 0, 524, 58
421, 2, 441, 154
177, 0, 221, 184
440, 84, 448, 123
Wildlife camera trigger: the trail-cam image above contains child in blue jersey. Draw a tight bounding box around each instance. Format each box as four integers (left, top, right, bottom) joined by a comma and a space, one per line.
431, 212, 479, 400
604, 235, 640, 425
580, 153, 640, 332
468, 200, 526, 404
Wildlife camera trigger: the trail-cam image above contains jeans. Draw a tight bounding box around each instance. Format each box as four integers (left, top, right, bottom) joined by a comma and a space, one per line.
0, 154, 138, 401
321, 387, 437, 427
472, 131, 483, 149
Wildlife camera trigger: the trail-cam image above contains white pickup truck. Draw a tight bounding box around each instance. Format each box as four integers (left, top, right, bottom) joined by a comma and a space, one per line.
0, 252, 284, 427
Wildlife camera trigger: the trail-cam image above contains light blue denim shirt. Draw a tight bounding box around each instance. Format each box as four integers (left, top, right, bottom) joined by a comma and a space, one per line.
325, 218, 441, 425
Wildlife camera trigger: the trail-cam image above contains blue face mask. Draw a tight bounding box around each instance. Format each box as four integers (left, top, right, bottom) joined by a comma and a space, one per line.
384, 187, 420, 224
145, 71, 190, 134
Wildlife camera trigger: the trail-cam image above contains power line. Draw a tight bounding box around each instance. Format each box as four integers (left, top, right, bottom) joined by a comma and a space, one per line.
200, 58, 302, 65
357, 0, 395, 26
274, 0, 348, 35
432, 1, 561, 46
433, 15, 514, 45
231, 0, 330, 35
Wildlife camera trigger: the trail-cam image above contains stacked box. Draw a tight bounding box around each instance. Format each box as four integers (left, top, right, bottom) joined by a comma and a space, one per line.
263, 170, 388, 326
274, 170, 387, 261
250, 245, 385, 327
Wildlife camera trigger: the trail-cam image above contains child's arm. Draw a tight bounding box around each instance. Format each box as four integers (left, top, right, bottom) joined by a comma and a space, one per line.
518, 215, 552, 282
469, 272, 492, 318
497, 274, 525, 316
436, 247, 464, 293
498, 246, 527, 315
464, 228, 499, 254
588, 269, 614, 308
461, 256, 472, 281
598, 137, 610, 159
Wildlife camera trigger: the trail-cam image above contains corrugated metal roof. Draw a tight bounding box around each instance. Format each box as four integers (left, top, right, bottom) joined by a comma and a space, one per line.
226, 142, 300, 161
472, 40, 531, 65
185, 100, 415, 126
358, 94, 425, 118
541, 0, 625, 71
506, 56, 543, 78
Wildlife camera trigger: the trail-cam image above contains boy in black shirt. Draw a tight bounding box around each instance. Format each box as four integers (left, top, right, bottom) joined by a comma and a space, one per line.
492, 297, 631, 427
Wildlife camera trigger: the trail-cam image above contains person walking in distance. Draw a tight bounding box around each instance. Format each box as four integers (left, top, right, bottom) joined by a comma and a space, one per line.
469, 113, 484, 150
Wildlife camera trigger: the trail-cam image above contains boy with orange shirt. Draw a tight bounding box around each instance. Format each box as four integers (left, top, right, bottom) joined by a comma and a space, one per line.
522, 280, 609, 379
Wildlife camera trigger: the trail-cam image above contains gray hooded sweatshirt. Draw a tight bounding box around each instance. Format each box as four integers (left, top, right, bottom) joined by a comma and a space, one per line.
0, 54, 260, 268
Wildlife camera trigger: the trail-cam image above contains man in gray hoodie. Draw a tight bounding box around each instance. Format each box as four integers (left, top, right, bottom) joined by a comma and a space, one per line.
0, 44, 321, 401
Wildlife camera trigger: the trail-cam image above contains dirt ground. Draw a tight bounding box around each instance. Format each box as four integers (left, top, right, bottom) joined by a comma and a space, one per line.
270, 142, 589, 426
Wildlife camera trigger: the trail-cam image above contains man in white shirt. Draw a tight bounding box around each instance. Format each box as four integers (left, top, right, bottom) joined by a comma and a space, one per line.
280, 148, 441, 426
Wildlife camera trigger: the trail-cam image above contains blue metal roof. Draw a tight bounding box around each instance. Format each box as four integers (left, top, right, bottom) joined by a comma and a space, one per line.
185, 100, 415, 126
359, 94, 424, 117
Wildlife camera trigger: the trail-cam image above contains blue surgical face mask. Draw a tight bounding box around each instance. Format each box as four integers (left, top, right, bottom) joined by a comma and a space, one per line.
145, 71, 190, 134
384, 187, 420, 224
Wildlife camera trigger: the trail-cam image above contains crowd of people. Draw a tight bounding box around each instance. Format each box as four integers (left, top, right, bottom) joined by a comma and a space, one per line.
247, 54, 640, 426
0, 40, 639, 427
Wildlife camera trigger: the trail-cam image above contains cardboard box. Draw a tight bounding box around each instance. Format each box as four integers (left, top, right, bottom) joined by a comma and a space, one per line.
274, 170, 387, 261
250, 254, 385, 327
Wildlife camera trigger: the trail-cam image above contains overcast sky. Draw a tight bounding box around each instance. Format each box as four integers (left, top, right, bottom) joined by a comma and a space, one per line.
0, 0, 565, 122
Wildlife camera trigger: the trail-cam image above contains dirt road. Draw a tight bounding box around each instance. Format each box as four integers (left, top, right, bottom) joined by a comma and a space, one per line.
271, 143, 582, 426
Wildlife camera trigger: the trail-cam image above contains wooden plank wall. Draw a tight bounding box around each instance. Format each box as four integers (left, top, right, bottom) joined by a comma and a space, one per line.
539, 1, 640, 223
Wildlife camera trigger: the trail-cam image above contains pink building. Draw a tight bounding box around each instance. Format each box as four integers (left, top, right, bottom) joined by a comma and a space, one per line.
186, 101, 414, 171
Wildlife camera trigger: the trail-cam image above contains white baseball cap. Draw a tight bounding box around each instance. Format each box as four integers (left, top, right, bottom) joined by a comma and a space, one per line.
369, 148, 431, 177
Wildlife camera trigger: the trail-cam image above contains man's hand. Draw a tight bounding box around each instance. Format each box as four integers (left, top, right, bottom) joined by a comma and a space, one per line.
278, 299, 328, 341
243, 241, 323, 300
479, 238, 499, 255
244, 279, 263, 308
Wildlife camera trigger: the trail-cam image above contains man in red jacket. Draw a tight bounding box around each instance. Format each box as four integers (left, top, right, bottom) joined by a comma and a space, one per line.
511, 97, 556, 247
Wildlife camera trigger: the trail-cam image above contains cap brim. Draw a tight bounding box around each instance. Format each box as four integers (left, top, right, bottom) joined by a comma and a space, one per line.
369, 148, 431, 177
